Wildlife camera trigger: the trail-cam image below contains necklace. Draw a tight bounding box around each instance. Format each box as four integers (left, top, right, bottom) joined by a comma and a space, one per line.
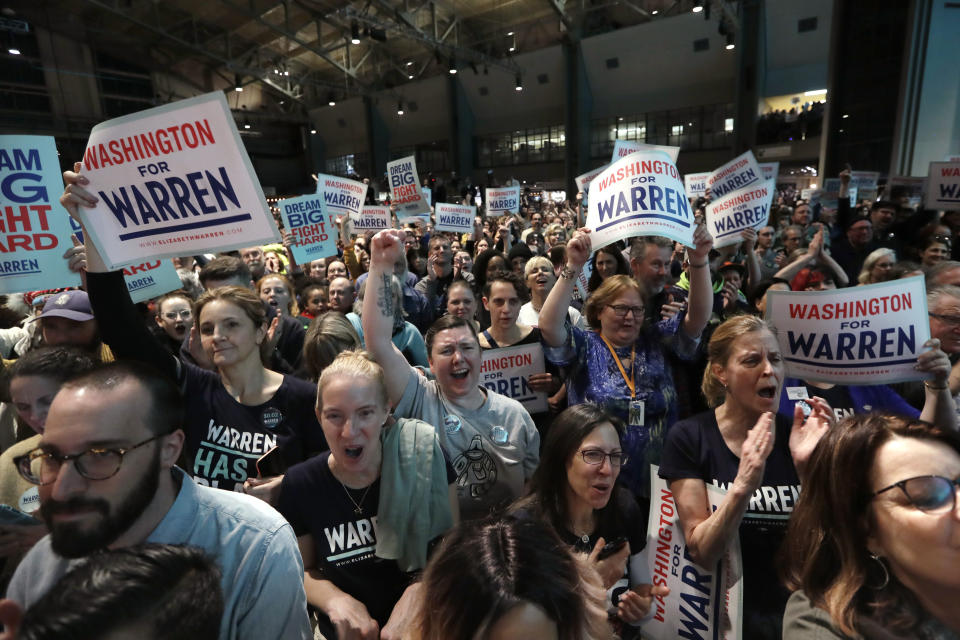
340, 482, 373, 515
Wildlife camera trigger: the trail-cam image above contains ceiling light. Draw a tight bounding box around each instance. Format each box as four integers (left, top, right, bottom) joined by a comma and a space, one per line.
244, 123, 251, 129
397, 100, 404, 115
235, 86, 243, 92
804, 89, 828, 96
515, 75, 523, 91
448, 58, 457, 74
8, 48, 21, 55
842, 114, 849, 119
406, 61, 413, 66
507, 31, 514, 36
351, 22, 361, 45
310, 129, 317, 134
327, 92, 336, 106
693, 2, 703, 13
652, 10, 658, 15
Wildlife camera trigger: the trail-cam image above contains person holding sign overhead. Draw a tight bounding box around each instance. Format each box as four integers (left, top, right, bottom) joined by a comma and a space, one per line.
659, 314, 834, 638
59, 167, 326, 505
539, 226, 715, 497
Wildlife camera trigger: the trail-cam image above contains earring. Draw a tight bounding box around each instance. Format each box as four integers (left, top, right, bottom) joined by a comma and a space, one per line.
869, 553, 890, 590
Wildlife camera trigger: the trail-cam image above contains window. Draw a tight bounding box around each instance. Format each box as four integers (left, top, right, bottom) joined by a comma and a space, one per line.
671, 124, 685, 136
725, 118, 735, 132
475, 124, 566, 166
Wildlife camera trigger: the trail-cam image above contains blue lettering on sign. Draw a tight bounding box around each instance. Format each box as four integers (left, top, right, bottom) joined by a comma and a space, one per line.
0, 148, 41, 172
785, 327, 916, 367
323, 191, 361, 212
940, 183, 960, 202
482, 375, 536, 401
596, 186, 691, 229
712, 204, 769, 239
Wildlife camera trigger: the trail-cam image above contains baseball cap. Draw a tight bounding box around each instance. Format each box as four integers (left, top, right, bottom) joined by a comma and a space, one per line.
35, 290, 95, 322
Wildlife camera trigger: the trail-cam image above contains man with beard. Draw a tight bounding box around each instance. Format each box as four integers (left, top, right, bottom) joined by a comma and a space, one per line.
238, 246, 267, 281
5, 361, 311, 640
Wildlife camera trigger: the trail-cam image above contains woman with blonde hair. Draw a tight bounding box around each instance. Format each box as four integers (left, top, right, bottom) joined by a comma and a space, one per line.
857, 248, 897, 285
256, 274, 300, 317
659, 314, 834, 638
278, 351, 458, 640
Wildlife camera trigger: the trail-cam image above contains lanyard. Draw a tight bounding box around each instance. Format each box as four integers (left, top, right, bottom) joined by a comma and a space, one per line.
600, 335, 636, 399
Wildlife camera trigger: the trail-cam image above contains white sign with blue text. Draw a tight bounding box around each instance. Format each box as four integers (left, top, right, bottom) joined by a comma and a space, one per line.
707, 151, 762, 199
684, 172, 711, 199
585, 150, 694, 250
318, 174, 367, 222
77, 91, 278, 270
434, 202, 475, 234
480, 344, 548, 413
484, 186, 521, 217
0, 135, 81, 292
278, 193, 338, 264
612, 140, 680, 163
765, 276, 931, 385
926, 162, 960, 211
705, 179, 775, 249
758, 162, 779, 181
354, 205, 391, 233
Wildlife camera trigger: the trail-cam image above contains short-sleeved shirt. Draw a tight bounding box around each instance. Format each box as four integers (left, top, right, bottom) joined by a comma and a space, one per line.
543, 320, 697, 495
659, 411, 799, 629
392, 373, 540, 520
277, 451, 455, 626
183, 363, 326, 492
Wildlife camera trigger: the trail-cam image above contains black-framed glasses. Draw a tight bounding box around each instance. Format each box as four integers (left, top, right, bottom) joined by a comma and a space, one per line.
606, 304, 645, 319
14, 434, 169, 486
579, 449, 628, 467
872, 475, 960, 514
929, 312, 960, 327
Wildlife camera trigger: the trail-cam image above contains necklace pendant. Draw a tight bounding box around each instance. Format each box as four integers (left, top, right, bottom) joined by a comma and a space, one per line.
354, 506, 363, 515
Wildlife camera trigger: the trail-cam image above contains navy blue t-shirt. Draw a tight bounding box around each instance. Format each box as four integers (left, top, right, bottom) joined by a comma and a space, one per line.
659, 411, 799, 633
183, 363, 326, 492
278, 451, 455, 627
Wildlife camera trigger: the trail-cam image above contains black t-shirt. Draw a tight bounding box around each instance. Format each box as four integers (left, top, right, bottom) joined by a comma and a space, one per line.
278, 451, 455, 627
658, 411, 799, 622
184, 363, 326, 492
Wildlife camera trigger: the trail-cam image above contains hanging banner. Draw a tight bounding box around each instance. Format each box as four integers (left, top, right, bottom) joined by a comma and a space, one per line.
123, 259, 182, 303
765, 275, 931, 385
479, 344, 548, 413
318, 174, 366, 222
576, 162, 611, 196
278, 193, 338, 265
925, 162, 960, 211
758, 162, 780, 181
484, 186, 521, 217
849, 171, 880, 203
611, 140, 680, 163
705, 179, 775, 249
584, 150, 693, 250
0, 135, 81, 292
354, 204, 391, 233
387, 155, 431, 217
434, 202, 475, 234
684, 172, 711, 199
707, 151, 762, 199
640, 467, 743, 640
76, 91, 279, 271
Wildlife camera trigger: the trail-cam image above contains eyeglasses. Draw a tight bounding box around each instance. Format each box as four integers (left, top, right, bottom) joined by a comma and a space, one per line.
14, 434, 169, 486
162, 310, 192, 320
578, 449, 628, 467
872, 475, 960, 514
606, 304, 645, 319
929, 312, 960, 327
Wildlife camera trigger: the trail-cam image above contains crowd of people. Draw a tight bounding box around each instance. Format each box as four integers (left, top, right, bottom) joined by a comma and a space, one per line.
0, 156, 954, 640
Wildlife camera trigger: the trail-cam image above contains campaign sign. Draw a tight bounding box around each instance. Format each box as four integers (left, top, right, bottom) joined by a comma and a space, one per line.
316, 174, 366, 222
123, 259, 182, 303
612, 140, 680, 163
0, 136, 81, 293
480, 344, 548, 413
765, 276, 931, 385
77, 91, 278, 270
684, 172, 711, 199
758, 162, 780, 181
575, 162, 611, 196
706, 179, 775, 249
485, 186, 521, 217
640, 467, 743, 640
707, 151, 762, 199
820, 179, 856, 211
585, 150, 693, 250
354, 205, 391, 233
574, 256, 594, 301
850, 170, 880, 203
387, 155, 430, 216
278, 193, 338, 264
925, 162, 960, 211
434, 202, 475, 234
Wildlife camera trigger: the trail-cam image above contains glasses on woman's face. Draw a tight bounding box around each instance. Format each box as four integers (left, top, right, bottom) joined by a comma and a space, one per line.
162, 310, 192, 321
872, 475, 960, 514
606, 304, 645, 319
578, 449, 628, 467
14, 434, 168, 485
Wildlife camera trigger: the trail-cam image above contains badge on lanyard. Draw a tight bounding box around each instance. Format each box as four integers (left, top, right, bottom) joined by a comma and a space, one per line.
629, 400, 645, 427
